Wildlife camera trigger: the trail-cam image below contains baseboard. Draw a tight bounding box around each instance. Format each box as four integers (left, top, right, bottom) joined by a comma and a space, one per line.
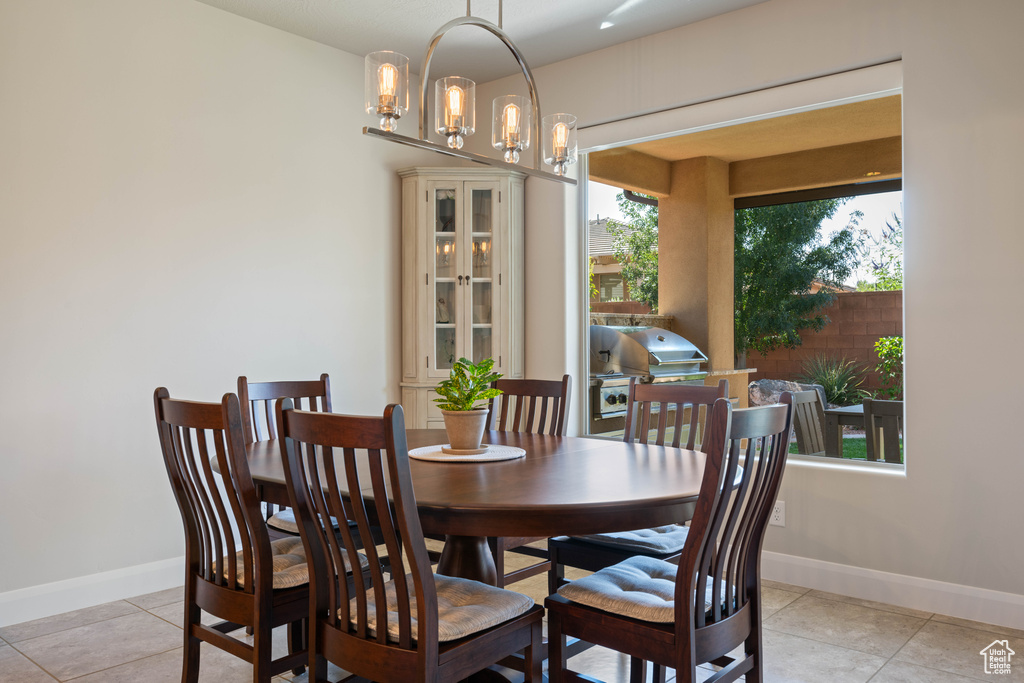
762, 551, 1024, 631
0, 556, 184, 628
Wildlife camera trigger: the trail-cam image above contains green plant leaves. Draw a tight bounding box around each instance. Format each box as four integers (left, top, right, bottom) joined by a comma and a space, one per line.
433, 357, 504, 411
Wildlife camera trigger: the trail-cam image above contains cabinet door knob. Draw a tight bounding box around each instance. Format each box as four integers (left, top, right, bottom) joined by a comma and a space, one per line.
458, 275, 463, 285
465, 275, 471, 283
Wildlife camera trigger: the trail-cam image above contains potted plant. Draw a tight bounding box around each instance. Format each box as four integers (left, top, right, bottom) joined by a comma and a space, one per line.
434, 357, 503, 452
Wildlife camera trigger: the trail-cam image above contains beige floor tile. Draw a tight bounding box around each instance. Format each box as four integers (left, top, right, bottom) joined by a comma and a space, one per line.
124, 586, 183, 611
870, 659, 980, 683
764, 595, 927, 657
930, 613, 1024, 640
761, 586, 804, 619
0, 644, 57, 683
763, 579, 811, 595
0, 601, 141, 644
146, 601, 227, 629
806, 589, 933, 619
13, 611, 182, 681
760, 629, 886, 682
65, 643, 297, 683
893, 621, 1024, 682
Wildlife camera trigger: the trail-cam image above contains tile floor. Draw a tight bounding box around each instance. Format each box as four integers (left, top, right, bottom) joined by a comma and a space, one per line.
3, 564, 1022, 682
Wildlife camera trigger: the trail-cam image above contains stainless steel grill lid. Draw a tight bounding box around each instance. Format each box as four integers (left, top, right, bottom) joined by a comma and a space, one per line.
590, 325, 708, 377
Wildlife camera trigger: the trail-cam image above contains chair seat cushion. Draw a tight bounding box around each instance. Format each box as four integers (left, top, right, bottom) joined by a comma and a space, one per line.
267, 508, 341, 534
226, 537, 367, 590
556, 555, 721, 623
351, 573, 533, 642
569, 524, 689, 554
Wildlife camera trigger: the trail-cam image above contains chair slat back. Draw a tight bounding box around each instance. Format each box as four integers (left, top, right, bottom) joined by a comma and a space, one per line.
863, 398, 904, 463
623, 379, 728, 450
488, 375, 571, 436
238, 374, 332, 444
277, 403, 439, 653
790, 389, 826, 455
675, 394, 793, 633
154, 389, 267, 595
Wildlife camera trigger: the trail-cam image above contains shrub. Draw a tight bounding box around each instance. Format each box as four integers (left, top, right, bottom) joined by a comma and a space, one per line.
799, 354, 870, 406
874, 336, 904, 400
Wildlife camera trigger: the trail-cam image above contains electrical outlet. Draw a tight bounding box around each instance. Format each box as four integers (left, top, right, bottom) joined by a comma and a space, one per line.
770, 501, 786, 527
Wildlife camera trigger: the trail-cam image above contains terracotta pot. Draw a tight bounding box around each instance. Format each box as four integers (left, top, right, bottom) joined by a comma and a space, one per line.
441, 409, 489, 450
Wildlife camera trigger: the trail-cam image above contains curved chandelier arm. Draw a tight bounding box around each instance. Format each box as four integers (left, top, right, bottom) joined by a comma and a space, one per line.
418, 15, 542, 169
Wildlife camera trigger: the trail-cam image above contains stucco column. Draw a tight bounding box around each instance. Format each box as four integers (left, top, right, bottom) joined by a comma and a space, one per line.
659, 157, 734, 371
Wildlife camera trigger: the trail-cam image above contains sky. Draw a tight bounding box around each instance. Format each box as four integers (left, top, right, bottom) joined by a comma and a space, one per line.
588, 180, 902, 286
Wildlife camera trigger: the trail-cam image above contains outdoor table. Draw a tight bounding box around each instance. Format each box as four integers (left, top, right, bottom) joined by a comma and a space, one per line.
823, 404, 865, 457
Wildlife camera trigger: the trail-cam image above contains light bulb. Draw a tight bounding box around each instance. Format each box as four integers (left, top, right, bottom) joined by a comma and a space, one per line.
446, 86, 465, 124
553, 122, 569, 157
502, 103, 520, 145
378, 63, 397, 103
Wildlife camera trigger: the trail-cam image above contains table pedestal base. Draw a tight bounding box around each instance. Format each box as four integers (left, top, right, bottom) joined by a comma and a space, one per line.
437, 535, 498, 585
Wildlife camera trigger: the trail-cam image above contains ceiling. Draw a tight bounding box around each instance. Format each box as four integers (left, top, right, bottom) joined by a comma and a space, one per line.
626, 96, 903, 163
195, 0, 769, 83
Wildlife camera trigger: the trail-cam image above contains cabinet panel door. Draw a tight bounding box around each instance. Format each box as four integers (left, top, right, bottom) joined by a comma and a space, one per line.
462, 182, 500, 367
428, 181, 461, 376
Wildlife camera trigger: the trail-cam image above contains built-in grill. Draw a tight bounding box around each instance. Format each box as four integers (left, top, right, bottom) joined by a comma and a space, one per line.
589, 325, 709, 432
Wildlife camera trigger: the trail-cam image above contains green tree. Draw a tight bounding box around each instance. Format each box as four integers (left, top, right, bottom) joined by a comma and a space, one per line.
856, 213, 903, 291
606, 193, 659, 311
734, 200, 861, 367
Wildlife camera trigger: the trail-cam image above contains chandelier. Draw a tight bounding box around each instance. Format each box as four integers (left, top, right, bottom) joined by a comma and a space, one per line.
363, 1, 577, 184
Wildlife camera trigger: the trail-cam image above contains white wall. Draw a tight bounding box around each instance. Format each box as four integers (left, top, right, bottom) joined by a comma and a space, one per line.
508, 0, 1024, 620
0, 0, 435, 616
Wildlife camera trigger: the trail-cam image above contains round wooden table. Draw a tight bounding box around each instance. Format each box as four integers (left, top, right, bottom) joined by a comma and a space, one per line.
246, 429, 707, 585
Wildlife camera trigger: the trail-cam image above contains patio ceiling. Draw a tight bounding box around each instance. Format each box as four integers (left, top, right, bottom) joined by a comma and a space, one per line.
590, 95, 902, 197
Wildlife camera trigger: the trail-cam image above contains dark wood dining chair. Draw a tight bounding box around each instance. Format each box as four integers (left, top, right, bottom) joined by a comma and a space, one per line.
547, 379, 727, 595
153, 389, 309, 682
238, 374, 332, 533
486, 374, 571, 587
863, 397, 904, 463
790, 389, 827, 456
276, 401, 544, 682
546, 394, 794, 683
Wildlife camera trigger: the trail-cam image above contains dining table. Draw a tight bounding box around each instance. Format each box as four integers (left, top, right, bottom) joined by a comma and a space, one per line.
246, 428, 709, 586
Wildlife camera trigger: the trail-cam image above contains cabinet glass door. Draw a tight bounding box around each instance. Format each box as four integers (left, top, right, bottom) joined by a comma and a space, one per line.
466, 185, 496, 366
432, 186, 459, 372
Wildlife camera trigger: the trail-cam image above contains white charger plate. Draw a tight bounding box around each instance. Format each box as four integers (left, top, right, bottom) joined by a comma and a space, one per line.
408, 444, 526, 463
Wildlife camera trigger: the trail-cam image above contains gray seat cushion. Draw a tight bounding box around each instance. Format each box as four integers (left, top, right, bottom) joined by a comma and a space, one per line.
570, 524, 689, 554
556, 555, 722, 623
351, 573, 534, 642
267, 508, 341, 534
224, 536, 368, 590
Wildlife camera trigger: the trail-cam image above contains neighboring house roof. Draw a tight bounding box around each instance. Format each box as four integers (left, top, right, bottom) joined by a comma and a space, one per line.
589, 218, 630, 258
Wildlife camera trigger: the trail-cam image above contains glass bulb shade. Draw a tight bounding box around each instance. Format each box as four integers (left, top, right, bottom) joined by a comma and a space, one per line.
435, 76, 476, 138
543, 113, 578, 174
491, 95, 531, 157
364, 51, 409, 129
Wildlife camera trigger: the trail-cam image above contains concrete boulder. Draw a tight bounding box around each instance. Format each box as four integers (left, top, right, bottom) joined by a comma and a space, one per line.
748, 379, 828, 408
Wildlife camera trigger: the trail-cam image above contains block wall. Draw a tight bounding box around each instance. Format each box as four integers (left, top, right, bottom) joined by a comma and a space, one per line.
747, 290, 903, 392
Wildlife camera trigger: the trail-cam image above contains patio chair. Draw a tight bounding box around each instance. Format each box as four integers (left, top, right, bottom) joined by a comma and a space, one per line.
790, 389, 827, 456
863, 397, 904, 463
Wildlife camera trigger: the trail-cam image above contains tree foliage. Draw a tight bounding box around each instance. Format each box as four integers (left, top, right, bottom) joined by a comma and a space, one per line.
605, 193, 659, 312
856, 213, 903, 291
734, 200, 861, 366
874, 335, 904, 400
